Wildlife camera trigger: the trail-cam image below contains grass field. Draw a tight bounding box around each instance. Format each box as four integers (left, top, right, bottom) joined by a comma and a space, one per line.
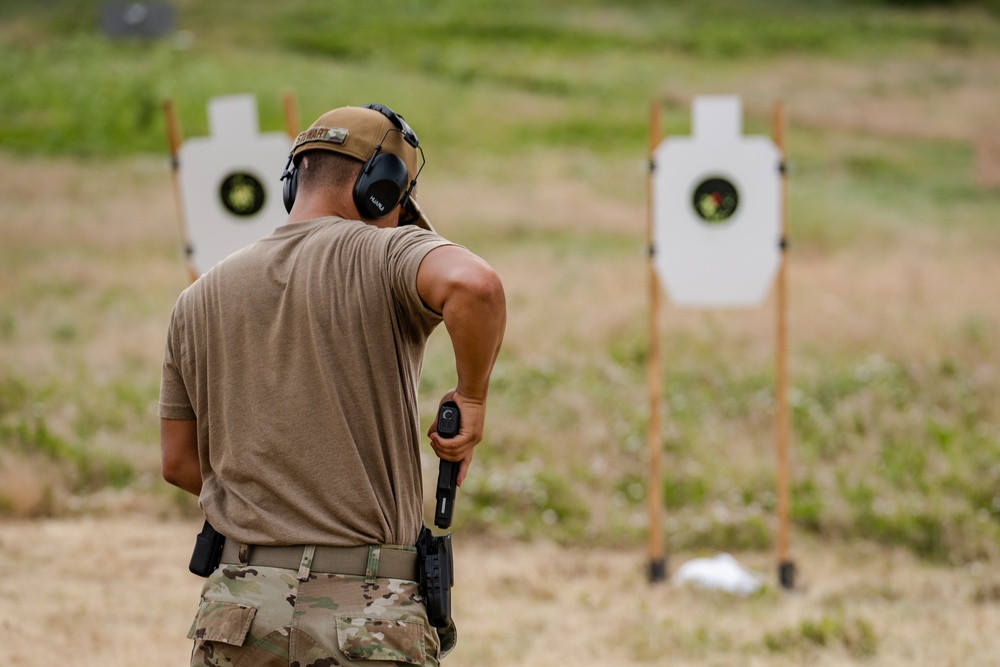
1, 0, 999, 663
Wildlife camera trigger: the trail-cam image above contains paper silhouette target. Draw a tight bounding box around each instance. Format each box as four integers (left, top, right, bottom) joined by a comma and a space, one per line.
176, 95, 290, 276
652, 96, 782, 308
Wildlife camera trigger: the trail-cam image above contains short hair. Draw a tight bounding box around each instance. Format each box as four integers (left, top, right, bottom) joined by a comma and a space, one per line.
297, 150, 362, 192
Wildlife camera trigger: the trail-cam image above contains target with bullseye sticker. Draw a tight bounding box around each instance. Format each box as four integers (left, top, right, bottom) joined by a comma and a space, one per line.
652, 96, 782, 308
176, 95, 291, 276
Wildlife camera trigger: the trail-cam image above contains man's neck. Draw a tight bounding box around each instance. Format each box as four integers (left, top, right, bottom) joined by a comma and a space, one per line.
284, 191, 397, 229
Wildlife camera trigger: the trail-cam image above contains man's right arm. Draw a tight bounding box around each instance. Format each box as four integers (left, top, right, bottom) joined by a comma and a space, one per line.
417, 245, 506, 486
161, 417, 202, 496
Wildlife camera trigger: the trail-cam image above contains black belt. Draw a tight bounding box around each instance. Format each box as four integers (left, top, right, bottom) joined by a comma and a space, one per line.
220, 541, 419, 581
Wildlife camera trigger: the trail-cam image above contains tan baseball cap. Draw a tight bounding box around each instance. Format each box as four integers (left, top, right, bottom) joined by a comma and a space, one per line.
290, 105, 433, 231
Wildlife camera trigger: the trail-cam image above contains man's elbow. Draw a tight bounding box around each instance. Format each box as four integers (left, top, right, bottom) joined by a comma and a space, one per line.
161, 456, 202, 496
160, 417, 200, 492
459, 265, 505, 316
161, 455, 186, 489
161, 445, 198, 492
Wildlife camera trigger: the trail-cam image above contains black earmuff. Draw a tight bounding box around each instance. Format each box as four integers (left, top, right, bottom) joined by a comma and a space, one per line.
352, 103, 421, 220
280, 154, 298, 213
352, 148, 409, 219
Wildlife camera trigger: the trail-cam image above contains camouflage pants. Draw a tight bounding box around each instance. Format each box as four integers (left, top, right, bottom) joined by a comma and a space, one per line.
188, 564, 440, 667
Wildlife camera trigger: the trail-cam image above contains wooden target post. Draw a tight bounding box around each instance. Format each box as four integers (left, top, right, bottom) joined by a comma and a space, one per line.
163, 93, 300, 282
646, 100, 666, 583
282, 90, 300, 139
772, 101, 795, 589
163, 98, 198, 283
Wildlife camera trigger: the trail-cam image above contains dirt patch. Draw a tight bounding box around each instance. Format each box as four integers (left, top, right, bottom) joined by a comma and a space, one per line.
668, 54, 1000, 144
975, 123, 1000, 190
0, 518, 997, 666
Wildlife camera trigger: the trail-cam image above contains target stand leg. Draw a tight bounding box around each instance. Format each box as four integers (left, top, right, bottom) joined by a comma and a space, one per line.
648, 556, 667, 583
779, 560, 796, 590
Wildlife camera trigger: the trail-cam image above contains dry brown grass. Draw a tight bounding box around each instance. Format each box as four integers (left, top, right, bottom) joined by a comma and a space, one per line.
975, 125, 1000, 190
0, 517, 998, 666
0, 453, 58, 516
0, 153, 186, 380
661, 53, 1000, 144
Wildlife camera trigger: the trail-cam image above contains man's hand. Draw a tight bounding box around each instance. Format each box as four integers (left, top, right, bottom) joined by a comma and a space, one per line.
427, 391, 485, 487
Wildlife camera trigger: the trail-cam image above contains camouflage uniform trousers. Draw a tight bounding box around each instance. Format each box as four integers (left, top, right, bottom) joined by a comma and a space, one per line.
187, 563, 441, 667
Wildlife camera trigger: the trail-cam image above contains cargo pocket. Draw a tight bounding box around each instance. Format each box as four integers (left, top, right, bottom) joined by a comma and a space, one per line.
187, 599, 258, 646
336, 617, 426, 665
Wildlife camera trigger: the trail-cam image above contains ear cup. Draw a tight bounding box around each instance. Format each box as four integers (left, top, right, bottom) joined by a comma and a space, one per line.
353, 151, 409, 219
281, 158, 298, 213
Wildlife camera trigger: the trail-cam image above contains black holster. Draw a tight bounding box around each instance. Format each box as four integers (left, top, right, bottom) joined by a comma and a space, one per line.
416, 526, 454, 628
189, 519, 226, 577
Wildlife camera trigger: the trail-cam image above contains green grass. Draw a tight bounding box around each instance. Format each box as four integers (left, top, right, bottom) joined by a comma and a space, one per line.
2, 0, 999, 158
764, 613, 878, 658
0, 371, 140, 506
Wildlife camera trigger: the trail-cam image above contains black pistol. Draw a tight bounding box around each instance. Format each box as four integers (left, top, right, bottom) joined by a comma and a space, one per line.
434, 401, 461, 530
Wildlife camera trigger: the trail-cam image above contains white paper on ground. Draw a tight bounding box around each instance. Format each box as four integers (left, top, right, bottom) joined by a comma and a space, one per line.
673, 553, 765, 596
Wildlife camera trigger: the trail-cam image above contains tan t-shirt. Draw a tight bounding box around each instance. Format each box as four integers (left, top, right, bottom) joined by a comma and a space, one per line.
159, 217, 450, 548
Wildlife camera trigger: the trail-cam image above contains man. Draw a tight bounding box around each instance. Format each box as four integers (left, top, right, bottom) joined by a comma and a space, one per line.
159, 103, 506, 666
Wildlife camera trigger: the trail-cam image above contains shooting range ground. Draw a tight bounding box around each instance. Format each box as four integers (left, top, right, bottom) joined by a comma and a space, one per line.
2, 1, 1000, 663
1, 134, 998, 662
0, 518, 998, 665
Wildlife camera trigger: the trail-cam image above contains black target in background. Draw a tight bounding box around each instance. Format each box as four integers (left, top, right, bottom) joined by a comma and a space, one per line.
692, 177, 739, 224
219, 172, 265, 217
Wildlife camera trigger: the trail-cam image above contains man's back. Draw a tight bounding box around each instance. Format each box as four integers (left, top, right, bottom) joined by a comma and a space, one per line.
160, 216, 449, 547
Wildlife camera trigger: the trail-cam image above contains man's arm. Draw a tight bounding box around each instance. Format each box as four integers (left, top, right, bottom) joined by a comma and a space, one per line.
417, 245, 506, 486
161, 417, 202, 496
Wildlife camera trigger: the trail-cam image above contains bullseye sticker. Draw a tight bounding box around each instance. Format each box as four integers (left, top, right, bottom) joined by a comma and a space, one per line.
692, 177, 739, 224
219, 172, 266, 217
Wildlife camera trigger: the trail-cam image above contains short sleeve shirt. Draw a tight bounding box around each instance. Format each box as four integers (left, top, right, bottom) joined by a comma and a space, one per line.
159, 217, 450, 547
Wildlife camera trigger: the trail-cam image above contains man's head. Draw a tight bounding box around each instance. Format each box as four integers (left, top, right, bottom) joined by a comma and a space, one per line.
282, 104, 432, 230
